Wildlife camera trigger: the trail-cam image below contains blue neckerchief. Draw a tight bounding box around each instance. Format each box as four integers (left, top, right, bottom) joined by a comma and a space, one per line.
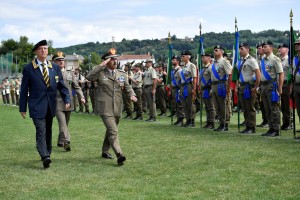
212, 63, 227, 81
295, 57, 300, 74
171, 69, 177, 86
180, 68, 192, 83
200, 68, 211, 85
237, 60, 245, 83
180, 68, 192, 99
261, 58, 272, 81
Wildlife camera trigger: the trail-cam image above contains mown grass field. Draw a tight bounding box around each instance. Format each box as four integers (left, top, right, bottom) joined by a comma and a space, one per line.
0, 104, 300, 200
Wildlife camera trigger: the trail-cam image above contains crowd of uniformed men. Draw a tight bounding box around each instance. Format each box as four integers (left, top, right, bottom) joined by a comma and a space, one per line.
2, 38, 300, 138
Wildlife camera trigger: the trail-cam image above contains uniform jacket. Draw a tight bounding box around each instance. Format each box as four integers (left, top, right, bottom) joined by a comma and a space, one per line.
86, 65, 135, 117
56, 69, 84, 111
19, 59, 70, 118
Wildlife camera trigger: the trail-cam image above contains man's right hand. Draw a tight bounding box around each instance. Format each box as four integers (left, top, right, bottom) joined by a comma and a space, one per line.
100, 58, 111, 66
20, 112, 26, 119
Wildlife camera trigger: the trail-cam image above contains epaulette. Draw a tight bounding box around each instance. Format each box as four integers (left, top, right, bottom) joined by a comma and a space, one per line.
274, 56, 281, 62
118, 69, 126, 73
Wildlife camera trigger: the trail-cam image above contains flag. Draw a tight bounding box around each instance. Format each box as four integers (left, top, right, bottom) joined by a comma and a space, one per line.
197, 35, 205, 85
166, 32, 173, 85
231, 31, 239, 82
289, 20, 297, 64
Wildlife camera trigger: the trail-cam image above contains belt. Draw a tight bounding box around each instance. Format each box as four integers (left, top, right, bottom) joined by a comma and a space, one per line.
201, 85, 211, 90
180, 82, 192, 86
133, 87, 142, 89
144, 85, 152, 88
261, 79, 276, 85
240, 82, 254, 86
157, 85, 164, 87
212, 80, 226, 85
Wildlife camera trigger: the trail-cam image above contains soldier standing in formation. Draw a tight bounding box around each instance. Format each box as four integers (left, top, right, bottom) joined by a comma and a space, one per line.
143, 59, 157, 122
122, 62, 134, 119
292, 38, 300, 134
237, 43, 261, 134
179, 50, 197, 127
155, 63, 167, 116
211, 45, 233, 131
171, 55, 185, 126
256, 43, 269, 128
278, 43, 292, 130
260, 41, 283, 137
130, 63, 144, 120
86, 48, 137, 165
200, 53, 215, 129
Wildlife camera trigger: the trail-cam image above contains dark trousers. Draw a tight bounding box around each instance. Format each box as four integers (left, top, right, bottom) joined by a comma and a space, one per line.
281, 85, 291, 126
32, 107, 53, 160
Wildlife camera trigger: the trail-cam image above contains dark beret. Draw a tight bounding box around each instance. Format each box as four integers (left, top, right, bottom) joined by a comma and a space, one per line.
239, 42, 249, 48
181, 50, 192, 56
262, 41, 273, 46
32, 40, 47, 52
256, 43, 263, 48
172, 55, 181, 61
278, 43, 289, 49
101, 48, 119, 60
214, 45, 224, 51
201, 53, 212, 57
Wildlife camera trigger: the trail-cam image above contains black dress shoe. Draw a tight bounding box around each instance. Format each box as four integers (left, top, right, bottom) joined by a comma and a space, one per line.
117, 154, 126, 165
204, 122, 214, 129
132, 115, 142, 120
281, 125, 292, 130
57, 143, 64, 148
267, 131, 279, 137
240, 127, 255, 134
102, 152, 114, 159
64, 142, 71, 151
43, 157, 51, 168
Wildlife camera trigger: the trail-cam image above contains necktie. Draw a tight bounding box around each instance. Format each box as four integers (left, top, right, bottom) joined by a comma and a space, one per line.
41, 63, 50, 87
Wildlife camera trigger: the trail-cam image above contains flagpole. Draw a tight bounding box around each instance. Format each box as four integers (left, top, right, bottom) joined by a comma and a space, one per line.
199, 23, 203, 128
167, 32, 173, 125
235, 17, 241, 133
290, 9, 296, 139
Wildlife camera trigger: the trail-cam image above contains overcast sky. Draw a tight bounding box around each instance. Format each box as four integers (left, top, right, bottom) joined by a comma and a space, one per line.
0, 0, 299, 48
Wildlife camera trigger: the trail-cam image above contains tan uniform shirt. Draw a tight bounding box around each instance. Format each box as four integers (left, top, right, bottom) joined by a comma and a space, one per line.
157, 71, 165, 86
180, 61, 197, 84
200, 63, 212, 87
86, 65, 135, 117
143, 66, 157, 86
56, 69, 84, 111
132, 71, 143, 88
260, 53, 282, 81
211, 57, 232, 82
281, 55, 291, 81
239, 54, 259, 83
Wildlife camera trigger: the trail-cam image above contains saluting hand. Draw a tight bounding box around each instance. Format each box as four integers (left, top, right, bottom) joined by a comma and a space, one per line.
100, 58, 111, 66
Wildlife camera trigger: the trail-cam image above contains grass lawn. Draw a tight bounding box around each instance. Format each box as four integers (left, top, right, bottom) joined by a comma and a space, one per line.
0, 104, 300, 200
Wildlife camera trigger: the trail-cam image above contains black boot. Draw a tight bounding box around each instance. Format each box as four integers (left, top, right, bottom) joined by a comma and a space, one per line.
132, 115, 143, 120
181, 119, 191, 127
205, 122, 214, 129
173, 117, 183, 126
